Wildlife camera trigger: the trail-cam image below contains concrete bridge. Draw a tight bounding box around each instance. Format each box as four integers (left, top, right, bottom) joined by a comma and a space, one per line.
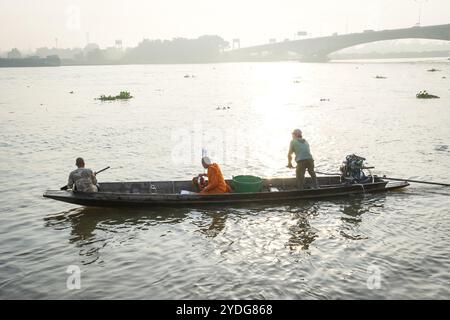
223, 24, 450, 62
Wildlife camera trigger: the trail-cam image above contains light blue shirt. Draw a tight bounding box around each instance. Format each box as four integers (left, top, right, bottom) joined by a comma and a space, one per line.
289, 138, 313, 162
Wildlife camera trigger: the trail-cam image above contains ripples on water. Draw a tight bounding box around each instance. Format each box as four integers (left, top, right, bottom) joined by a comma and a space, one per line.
0, 61, 449, 299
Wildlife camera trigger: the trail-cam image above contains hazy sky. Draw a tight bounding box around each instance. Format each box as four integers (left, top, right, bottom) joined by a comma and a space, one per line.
1, 0, 450, 51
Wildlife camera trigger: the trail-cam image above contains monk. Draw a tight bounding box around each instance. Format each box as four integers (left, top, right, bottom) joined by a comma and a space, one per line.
193, 157, 232, 194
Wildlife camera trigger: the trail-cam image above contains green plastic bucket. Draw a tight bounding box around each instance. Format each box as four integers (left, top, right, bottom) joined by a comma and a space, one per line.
231, 175, 263, 193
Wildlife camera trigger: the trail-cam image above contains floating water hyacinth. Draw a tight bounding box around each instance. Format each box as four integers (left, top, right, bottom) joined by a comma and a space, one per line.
97, 91, 133, 101
416, 90, 440, 99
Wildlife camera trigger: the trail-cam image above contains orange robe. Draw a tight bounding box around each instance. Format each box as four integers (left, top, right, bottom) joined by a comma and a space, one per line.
200, 163, 231, 194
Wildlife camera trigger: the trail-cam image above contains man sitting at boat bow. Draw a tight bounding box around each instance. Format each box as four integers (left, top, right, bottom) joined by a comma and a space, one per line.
193, 157, 231, 194
67, 157, 99, 192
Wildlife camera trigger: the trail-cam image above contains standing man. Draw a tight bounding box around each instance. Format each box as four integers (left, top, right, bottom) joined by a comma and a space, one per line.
67, 157, 98, 192
287, 129, 318, 190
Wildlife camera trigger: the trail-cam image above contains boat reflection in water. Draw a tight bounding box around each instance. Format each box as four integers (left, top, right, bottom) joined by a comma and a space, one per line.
285, 203, 320, 251
44, 207, 187, 265
43, 195, 388, 265
338, 194, 388, 241
285, 194, 389, 252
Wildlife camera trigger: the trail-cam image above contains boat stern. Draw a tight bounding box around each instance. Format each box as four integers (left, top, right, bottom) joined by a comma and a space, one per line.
384, 180, 410, 190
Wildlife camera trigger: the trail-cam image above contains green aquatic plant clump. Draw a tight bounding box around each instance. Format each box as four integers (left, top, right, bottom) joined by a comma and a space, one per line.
117, 91, 132, 99
97, 91, 133, 101
98, 95, 116, 101
416, 90, 440, 99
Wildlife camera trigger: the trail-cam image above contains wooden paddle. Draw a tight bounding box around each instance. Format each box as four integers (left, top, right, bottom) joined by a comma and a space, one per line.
316, 171, 450, 187
60, 166, 110, 190
381, 176, 450, 187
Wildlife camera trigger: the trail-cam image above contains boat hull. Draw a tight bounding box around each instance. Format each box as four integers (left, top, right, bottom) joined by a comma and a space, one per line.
43, 179, 409, 208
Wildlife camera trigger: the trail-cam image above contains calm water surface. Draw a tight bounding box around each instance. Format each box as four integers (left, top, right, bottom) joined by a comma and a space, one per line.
0, 60, 449, 299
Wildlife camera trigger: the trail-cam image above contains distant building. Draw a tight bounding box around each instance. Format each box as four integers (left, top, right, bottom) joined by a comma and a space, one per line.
35, 47, 83, 60
0, 55, 61, 68
103, 47, 124, 61
84, 43, 100, 54
232, 39, 240, 49
7, 48, 22, 59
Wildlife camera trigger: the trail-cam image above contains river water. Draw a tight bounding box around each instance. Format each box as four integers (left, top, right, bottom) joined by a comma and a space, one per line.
0, 59, 449, 299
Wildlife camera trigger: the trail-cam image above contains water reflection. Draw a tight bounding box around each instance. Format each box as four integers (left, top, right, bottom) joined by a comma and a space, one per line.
285, 203, 320, 251
44, 207, 191, 264
196, 212, 227, 238
44, 207, 189, 241
340, 198, 369, 224
43, 195, 389, 265
44, 206, 232, 265
337, 195, 387, 241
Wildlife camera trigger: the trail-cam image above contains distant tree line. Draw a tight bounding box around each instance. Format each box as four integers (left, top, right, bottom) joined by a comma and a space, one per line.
123, 35, 229, 63
1, 35, 229, 66
0, 50, 60, 67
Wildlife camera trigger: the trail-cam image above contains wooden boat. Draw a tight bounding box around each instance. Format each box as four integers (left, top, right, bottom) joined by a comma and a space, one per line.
43, 175, 409, 208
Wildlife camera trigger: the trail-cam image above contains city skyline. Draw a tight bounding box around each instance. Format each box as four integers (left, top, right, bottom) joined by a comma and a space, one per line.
1, 0, 450, 52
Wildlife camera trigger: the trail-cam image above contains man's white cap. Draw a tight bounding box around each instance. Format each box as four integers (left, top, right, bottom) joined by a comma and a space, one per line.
202, 156, 212, 165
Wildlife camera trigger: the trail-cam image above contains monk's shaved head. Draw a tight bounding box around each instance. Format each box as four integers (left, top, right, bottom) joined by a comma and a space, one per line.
202, 156, 211, 169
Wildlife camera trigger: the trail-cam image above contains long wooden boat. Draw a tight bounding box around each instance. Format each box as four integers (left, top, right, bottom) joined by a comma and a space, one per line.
43, 175, 409, 208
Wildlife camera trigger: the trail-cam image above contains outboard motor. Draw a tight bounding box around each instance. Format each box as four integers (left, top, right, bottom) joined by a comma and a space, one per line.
340, 154, 372, 183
